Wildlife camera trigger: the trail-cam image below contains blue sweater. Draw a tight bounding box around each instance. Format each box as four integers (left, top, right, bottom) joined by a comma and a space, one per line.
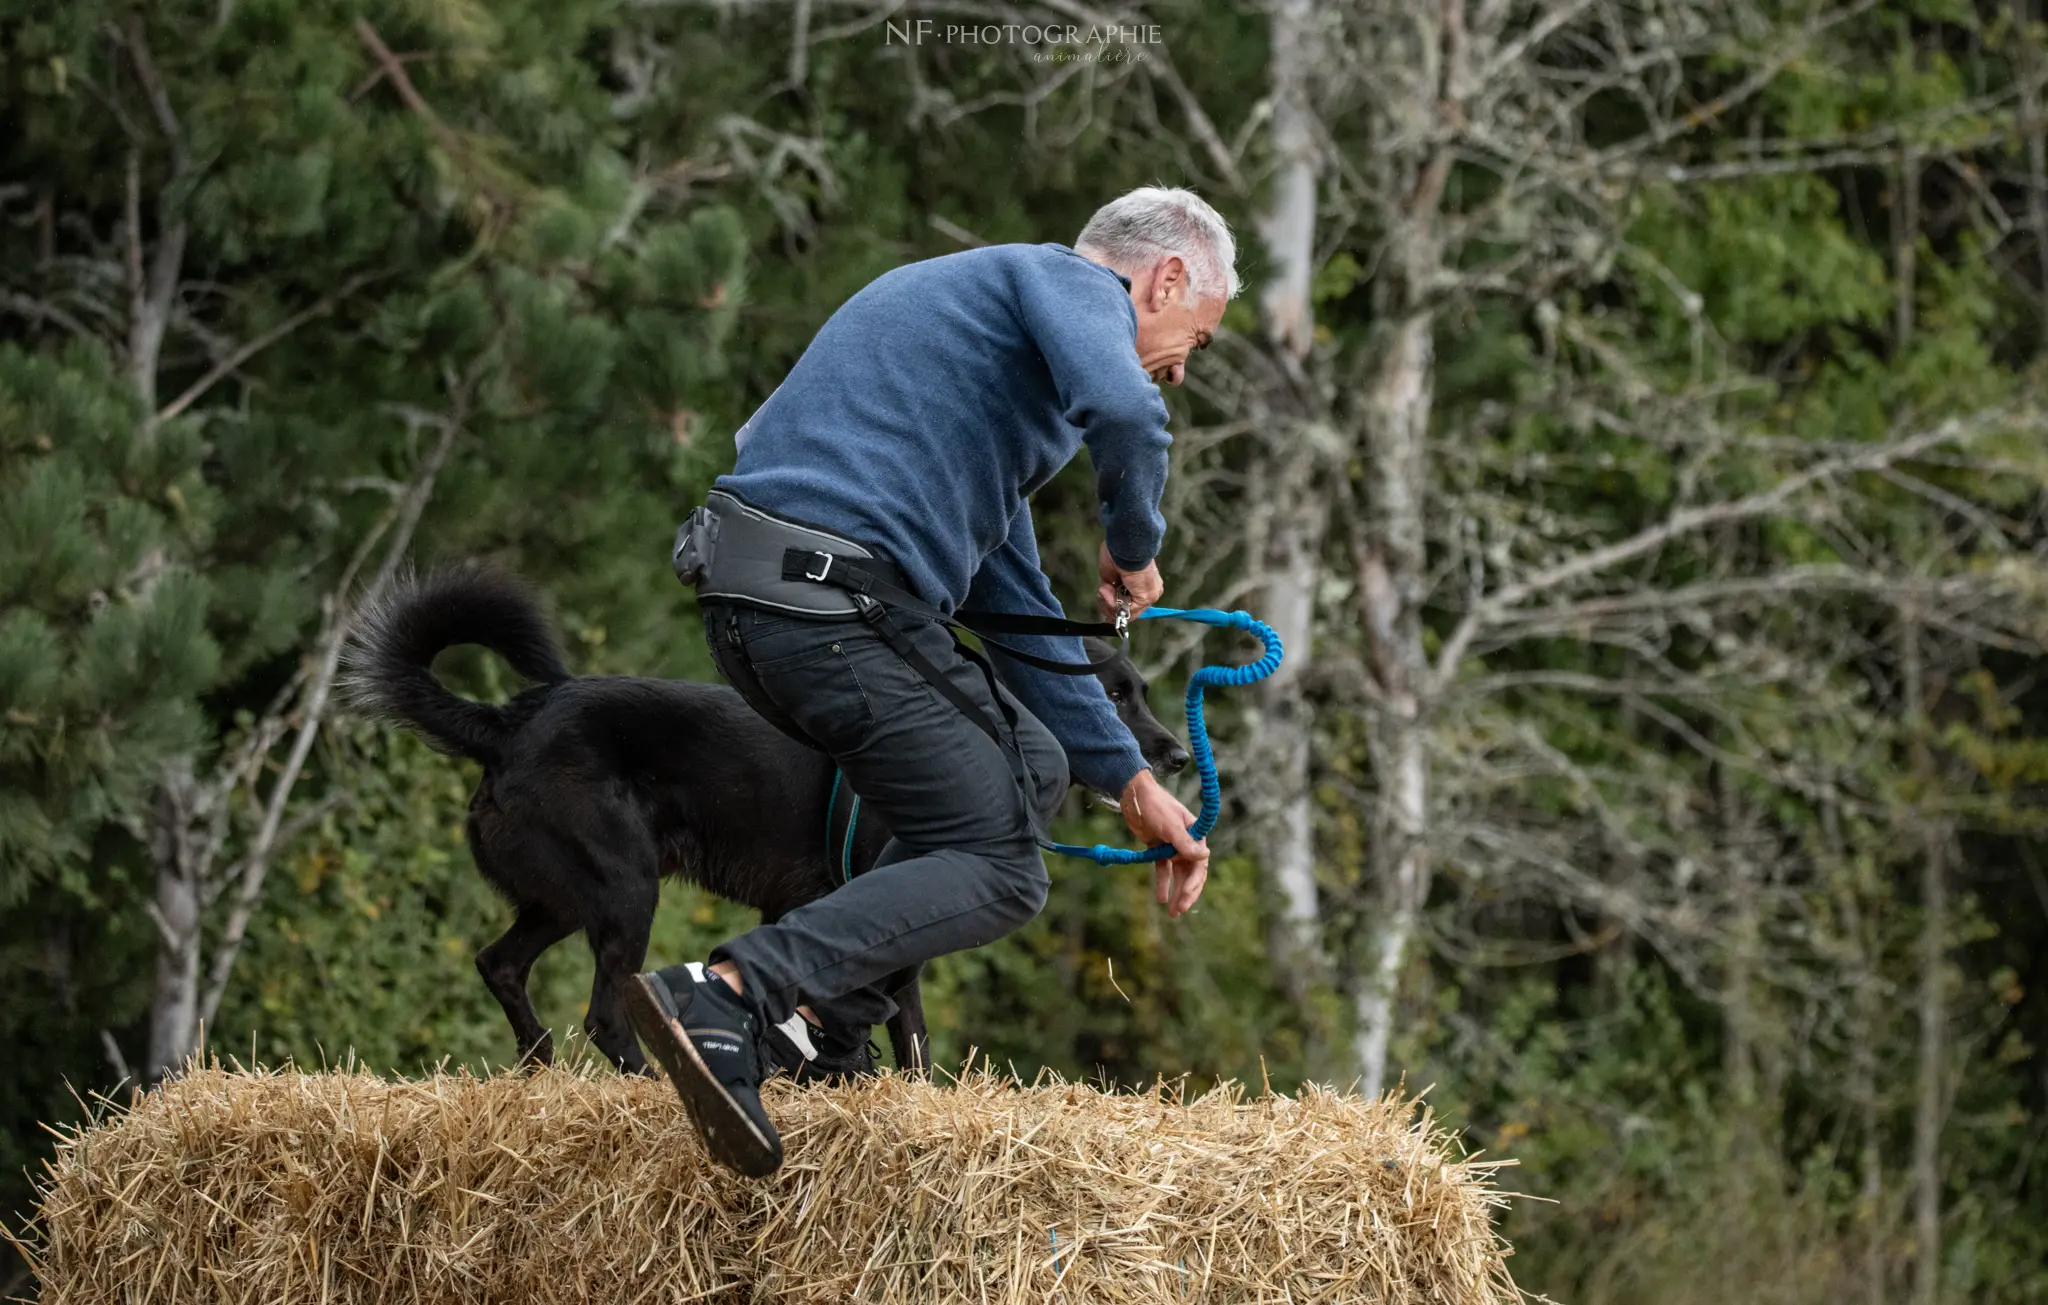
719, 242, 1171, 796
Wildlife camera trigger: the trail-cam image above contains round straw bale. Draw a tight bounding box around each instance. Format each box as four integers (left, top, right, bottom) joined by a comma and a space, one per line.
16, 1062, 1522, 1303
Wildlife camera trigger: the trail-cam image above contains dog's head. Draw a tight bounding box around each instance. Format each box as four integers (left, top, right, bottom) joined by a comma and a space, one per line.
1086, 636, 1191, 782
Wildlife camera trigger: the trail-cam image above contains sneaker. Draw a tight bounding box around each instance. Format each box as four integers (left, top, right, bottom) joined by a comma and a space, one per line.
624, 964, 783, 1177
755, 1001, 881, 1086
791, 1021, 882, 1086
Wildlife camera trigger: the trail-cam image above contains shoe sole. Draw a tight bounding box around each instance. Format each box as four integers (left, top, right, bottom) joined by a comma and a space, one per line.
624, 974, 782, 1178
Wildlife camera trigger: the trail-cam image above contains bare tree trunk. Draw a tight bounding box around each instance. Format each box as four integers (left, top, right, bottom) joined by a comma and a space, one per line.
1856, 927, 1889, 1305
1243, 0, 1333, 1018
1719, 767, 1761, 1160
195, 406, 462, 1038
1352, 305, 1436, 1097
1901, 614, 1945, 1305
1347, 0, 1459, 1096
1258, 0, 1319, 362
1828, 788, 1890, 1305
144, 809, 202, 1075
1246, 474, 1332, 1012
1909, 838, 1945, 1305
121, 13, 205, 1072
119, 15, 189, 419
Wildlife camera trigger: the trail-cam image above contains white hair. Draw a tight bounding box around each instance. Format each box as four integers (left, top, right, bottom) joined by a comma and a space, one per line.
1075, 186, 1240, 303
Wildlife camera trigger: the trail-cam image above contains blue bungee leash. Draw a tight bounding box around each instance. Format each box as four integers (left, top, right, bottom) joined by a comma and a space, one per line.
1042, 606, 1284, 865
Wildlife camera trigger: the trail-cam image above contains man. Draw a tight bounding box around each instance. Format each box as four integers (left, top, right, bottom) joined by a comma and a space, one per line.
628, 187, 1236, 1177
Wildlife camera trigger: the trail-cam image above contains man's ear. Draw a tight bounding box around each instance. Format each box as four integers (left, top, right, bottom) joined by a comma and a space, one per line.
1150, 256, 1187, 311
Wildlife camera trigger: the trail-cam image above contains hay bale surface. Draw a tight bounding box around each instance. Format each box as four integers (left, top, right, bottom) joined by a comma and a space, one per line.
19, 1064, 1519, 1303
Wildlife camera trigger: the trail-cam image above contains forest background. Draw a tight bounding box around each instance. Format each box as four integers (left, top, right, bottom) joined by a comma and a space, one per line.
4, 0, 2048, 1301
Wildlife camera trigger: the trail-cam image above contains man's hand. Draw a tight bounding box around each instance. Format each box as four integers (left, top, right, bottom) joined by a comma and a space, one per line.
1098, 541, 1165, 621
1120, 768, 1208, 918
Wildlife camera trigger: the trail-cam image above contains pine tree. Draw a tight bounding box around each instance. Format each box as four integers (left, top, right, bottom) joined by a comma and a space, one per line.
1, 0, 746, 1202
0, 343, 219, 898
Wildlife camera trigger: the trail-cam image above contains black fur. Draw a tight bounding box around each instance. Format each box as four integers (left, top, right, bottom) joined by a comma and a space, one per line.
343, 563, 1190, 1077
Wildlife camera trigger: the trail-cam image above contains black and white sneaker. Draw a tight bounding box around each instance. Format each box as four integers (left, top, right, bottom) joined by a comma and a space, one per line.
624, 963, 782, 1178
749, 996, 880, 1086
790, 1019, 882, 1086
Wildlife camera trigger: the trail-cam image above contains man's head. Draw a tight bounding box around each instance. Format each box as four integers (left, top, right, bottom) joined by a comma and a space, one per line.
1076, 187, 1239, 387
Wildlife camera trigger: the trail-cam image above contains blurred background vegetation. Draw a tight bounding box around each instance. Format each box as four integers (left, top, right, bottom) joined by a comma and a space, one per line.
4, 1, 2048, 1301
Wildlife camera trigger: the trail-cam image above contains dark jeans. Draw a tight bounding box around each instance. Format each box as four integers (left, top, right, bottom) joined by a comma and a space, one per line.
699, 599, 1068, 1030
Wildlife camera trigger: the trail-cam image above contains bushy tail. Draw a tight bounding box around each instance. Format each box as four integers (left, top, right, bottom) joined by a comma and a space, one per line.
341, 563, 572, 767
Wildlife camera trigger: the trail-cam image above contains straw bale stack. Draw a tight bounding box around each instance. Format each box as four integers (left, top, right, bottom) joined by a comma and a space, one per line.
17, 1063, 1520, 1303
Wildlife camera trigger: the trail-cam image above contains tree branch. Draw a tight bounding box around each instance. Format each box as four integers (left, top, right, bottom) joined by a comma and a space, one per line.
154, 273, 383, 425
1472, 0, 1596, 90
1, 291, 96, 341
1431, 407, 2035, 690
118, 15, 190, 417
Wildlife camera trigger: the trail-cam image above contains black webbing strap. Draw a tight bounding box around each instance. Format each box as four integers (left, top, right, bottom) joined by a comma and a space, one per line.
779, 548, 1117, 676
848, 591, 1053, 843
852, 593, 1006, 750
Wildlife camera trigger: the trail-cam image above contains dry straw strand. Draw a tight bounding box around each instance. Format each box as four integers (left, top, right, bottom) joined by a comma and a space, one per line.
14, 1060, 1524, 1304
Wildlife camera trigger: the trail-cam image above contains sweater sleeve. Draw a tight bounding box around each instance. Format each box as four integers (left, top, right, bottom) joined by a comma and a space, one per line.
968, 501, 1149, 800
1011, 249, 1173, 571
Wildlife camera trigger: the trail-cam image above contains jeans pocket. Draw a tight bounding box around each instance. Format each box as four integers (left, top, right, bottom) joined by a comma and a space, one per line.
744, 624, 876, 754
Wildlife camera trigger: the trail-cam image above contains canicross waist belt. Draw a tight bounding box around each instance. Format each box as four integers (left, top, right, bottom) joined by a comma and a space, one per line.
674, 492, 1120, 675
674, 489, 883, 618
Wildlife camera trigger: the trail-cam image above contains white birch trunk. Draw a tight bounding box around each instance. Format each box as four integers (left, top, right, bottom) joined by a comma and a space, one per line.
1910, 818, 1947, 1305
145, 862, 201, 1077
1352, 308, 1436, 1098
1248, 486, 1330, 1008
1244, 0, 1332, 1010
125, 30, 202, 1073
1352, 675, 1428, 1097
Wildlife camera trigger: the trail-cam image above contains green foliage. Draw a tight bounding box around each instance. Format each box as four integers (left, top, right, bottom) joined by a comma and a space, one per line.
0, 344, 219, 901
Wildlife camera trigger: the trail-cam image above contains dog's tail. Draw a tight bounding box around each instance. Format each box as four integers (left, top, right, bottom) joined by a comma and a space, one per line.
341, 563, 572, 767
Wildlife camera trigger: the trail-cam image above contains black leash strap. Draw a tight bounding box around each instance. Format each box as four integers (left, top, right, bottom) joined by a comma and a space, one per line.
849, 591, 1051, 843
849, 593, 1005, 751
780, 548, 1118, 676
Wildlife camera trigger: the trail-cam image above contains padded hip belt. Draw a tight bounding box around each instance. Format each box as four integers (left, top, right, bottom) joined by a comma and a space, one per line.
674, 490, 882, 618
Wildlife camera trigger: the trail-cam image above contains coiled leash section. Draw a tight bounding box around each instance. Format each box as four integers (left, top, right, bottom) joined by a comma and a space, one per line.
1043, 607, 1284, 865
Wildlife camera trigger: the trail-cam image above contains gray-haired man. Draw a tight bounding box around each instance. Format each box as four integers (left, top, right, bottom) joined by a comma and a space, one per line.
629, 188, 1238, 1175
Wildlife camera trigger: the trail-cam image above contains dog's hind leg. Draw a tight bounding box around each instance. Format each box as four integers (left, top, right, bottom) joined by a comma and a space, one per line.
584, 874, 659, 1076
478, 904, 576, 1069
884, 966, 931, 1077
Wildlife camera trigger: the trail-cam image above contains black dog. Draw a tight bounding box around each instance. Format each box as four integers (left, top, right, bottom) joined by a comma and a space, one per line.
343, 564, 1189, 1076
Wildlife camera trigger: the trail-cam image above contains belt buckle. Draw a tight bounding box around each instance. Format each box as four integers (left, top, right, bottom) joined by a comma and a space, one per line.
803, 551, 835, 583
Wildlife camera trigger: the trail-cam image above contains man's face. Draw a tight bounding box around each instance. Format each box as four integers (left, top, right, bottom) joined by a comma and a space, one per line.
1130, 256, 1224, 387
